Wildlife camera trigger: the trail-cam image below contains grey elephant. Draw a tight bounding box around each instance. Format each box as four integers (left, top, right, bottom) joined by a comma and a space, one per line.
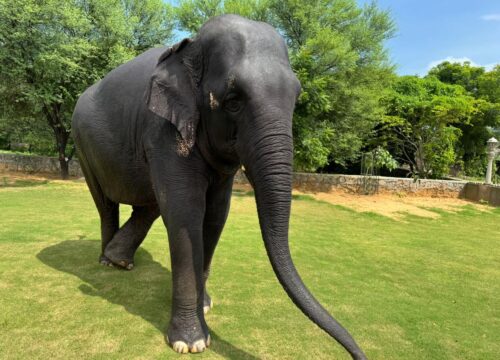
72, 15, 367, 359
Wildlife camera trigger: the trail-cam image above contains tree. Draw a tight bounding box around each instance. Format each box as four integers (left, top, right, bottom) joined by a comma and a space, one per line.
175, 0, 271, 34
478, 65, 500, 103
427, 62, 500, 177
381, 76, 483, 178
0, 0, 174, 178
428, 61, 485, 95
174, 0, 395, 171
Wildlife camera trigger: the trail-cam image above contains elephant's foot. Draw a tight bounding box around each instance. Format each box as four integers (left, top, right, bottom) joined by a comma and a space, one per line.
167, 313, 210, 354
203, 291, 213, 314
169, 336, 211, 354
99, 254, 114, 267
103, 248, 135, 270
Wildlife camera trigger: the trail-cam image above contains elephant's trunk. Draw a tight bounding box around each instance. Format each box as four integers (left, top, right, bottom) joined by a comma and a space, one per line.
241, 127, 367, 360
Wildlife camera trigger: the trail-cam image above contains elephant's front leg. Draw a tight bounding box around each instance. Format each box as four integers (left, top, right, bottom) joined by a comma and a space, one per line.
149, 159, 211, 353
165, 209, 210, 354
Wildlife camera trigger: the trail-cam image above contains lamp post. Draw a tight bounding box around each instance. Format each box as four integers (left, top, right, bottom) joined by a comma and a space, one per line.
486, 137, 499, 184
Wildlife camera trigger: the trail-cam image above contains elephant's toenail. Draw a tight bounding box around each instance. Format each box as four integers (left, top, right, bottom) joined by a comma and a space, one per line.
173, 341, 189, 353
191, 339, 206, 353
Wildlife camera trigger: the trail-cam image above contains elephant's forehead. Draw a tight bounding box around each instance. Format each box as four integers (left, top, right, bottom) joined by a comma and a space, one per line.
204, 35, 288, 70
204, 54, 296, 96
200, 17, 288, 67
236, 59, 283, 81
233, 58, 298, 92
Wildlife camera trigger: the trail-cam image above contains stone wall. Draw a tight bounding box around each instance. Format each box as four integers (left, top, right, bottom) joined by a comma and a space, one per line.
461, 183, 500, 206
235, 171, 467, 197
0, 153, 83, 177
0, 153, 469, 197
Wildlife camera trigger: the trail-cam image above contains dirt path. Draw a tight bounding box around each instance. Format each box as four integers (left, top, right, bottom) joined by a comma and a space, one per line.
312, 191, 491, 220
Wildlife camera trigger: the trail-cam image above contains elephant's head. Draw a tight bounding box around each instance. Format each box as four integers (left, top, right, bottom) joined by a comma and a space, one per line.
146, 15, 366, 360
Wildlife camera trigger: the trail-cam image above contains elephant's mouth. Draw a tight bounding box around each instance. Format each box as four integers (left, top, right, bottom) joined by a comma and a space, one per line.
221, 124, 238, 155
198, 113, 240, 174
220, 138, 237, 158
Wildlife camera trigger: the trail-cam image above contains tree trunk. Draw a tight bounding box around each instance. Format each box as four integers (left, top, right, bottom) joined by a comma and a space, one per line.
59, 155, 69, 180
415, 142, 427, 178
54, 126, 71, 180
44, 103, 72, 180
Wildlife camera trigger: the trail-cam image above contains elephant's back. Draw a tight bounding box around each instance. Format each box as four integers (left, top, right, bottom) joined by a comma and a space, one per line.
93, 47, 166, 111
72, 48, 168, 206
73, 46, 167, 140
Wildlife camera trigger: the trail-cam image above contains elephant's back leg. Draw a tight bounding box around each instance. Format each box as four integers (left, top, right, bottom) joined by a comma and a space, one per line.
77, 146, 119, 264
103, 204, 160, 270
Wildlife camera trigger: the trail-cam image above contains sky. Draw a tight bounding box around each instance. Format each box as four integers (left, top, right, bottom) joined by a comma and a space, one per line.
359, 0, 500, 75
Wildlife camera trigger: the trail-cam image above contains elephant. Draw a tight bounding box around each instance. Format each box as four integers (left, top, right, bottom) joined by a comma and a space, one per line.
72, 14, 367, 359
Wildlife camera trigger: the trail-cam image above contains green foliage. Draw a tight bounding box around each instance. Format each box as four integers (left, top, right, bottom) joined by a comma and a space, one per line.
122, 0, 175, 52
175, 0, 270, 35
428, 61, 485, 95
0, 0, 174, 176
271, 0, 396, 170
363, 146, 398, 172
478, 65, 500, 103
293, 121, 334, 171
423, 126, 460, 178
0, 114, 56, 155
427, 62, 500, 177
175, 0, 396, 171
381, 76, 480, 178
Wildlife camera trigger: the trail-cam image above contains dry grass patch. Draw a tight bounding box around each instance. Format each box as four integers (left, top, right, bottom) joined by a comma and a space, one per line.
312, 191, 493, 219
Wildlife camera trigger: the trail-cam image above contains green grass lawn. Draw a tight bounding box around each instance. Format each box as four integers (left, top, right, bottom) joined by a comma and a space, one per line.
0, 178, 499, 360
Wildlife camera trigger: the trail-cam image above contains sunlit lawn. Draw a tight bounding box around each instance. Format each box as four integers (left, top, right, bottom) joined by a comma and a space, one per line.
0, 176, 499, 359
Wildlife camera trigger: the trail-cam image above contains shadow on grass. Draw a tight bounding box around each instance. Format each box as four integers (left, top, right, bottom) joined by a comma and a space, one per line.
37, 239, 259, 360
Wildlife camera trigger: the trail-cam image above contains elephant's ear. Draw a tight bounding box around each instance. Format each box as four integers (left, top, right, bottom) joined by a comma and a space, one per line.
146, 38, 202, 155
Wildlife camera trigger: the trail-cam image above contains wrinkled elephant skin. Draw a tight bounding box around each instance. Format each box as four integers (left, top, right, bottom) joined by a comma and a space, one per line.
72, 15, 367, 359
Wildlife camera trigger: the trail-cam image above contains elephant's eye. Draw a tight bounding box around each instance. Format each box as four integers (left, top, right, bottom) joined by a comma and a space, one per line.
224, 96, 242, 113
